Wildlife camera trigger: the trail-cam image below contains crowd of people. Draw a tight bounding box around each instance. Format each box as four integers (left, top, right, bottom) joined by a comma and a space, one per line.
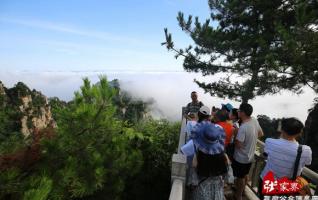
181, 91, 313, 200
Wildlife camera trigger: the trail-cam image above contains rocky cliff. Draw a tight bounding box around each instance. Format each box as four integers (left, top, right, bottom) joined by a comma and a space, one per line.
0, 81, 54, 137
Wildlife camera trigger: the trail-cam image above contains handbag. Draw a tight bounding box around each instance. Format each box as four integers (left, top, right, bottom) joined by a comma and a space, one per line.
292, 145, 312, 196
224, 154, 234, 184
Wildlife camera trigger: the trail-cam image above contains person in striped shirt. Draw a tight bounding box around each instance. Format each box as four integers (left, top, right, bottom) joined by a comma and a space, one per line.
259, 117, 312, 197
184, 91, 204, 120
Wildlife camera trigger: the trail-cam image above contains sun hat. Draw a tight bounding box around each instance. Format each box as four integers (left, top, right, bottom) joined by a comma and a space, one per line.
199, 106, 210, 116
221, 103, 233, 112
191, 121, 225, 155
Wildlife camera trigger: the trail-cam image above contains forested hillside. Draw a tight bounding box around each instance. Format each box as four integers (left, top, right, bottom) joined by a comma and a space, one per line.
0, 77, 180, 200
1, 77, 317, 200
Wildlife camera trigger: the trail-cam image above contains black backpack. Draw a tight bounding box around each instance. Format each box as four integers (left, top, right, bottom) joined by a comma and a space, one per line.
187, 101, 203, 107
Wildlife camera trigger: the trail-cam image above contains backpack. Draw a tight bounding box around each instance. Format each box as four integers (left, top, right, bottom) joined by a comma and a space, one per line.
187, 101, 203, 108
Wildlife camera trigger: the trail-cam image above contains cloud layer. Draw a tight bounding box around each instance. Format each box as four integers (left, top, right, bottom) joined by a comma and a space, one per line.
0, 70, 316, 122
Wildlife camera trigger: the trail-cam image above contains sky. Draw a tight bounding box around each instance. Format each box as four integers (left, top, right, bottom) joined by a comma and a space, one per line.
0, 0, 316, 122
0, 0, 209, 71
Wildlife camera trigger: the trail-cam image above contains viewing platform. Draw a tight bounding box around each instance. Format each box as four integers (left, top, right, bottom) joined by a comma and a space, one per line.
169, 108, 318, 200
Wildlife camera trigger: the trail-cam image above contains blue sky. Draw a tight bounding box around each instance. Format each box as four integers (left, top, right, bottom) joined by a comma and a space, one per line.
0, 0, 210, 72
0, 0, 316, 122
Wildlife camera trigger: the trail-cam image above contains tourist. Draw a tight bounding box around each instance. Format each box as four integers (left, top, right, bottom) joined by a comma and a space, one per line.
210, 106, 220, 123
232, 103, 263, 200
186, 112, 197, 142
184, 91, 204, 120
227, 108, 239, 160
229, 108, 239, 129
258, 118, 312, 198
190, 106, 228, 200
221, 103, 233, 120
214, 110, 234, 147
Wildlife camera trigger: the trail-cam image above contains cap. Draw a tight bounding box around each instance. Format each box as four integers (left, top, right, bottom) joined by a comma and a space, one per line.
221, 103, 233, 112
199, 106, 210, 116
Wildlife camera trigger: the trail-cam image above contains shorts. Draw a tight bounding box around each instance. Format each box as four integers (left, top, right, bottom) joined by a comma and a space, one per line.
232, 159, 252, 178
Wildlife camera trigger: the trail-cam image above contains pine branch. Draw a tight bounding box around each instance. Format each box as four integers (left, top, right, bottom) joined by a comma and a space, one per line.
168, 45, 235, 71
76, 102, 108, 137
306, 82, 315, 90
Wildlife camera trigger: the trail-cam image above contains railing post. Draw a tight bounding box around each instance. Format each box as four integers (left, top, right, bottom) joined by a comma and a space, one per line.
170, 154, 187, 200
251, 155, 265, 189
171, 154, 187, 182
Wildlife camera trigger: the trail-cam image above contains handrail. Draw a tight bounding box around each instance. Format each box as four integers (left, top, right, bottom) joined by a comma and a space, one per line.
169, 179, 184, 200
177, 117, 187, 153
169, 107, 187, 200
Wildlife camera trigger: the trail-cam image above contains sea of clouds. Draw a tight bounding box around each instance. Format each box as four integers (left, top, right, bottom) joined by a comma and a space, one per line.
0, 70, 316, 122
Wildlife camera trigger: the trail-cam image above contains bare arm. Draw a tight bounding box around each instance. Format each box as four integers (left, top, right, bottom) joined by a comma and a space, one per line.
258, 129, 263, 138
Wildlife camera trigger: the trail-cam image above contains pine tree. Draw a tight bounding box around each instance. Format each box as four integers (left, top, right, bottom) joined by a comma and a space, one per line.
0, 77, 144, 199
163, 0, 318, 102
275, 0, 318, 92
0, 77, 180, 200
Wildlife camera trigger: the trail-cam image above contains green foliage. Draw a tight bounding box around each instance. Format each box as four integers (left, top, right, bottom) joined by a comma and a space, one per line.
123, 119, 180, 200
0, 81, 49, 138
48, 97, 67, 120
0, 132, 25, 154
112, 80, 153, 124
274, 0, 318, 92
29, 90, 49, 118
6, 82, 31, 105
163, 0, 318, 102
0, 106, 22, 136
0, 77, 144, 199
23, 176, 52, 200
13, 82, 31, 98
40, 77, 144, 199
0, 96, 23, 151
31, 90, 47, 111
309, 98, 318, 112
0, 93, 5, 106
0, 77, 180, 200
303, 98, 318, 172
257, 115, 280, 140
0, 168, 22, 199
0, 83, 24, 136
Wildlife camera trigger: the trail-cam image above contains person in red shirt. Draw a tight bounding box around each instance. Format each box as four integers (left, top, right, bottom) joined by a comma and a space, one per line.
214, 110, 234, 147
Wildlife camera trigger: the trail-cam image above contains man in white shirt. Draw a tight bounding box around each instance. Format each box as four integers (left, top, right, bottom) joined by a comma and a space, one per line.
233, 103, 263, 200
